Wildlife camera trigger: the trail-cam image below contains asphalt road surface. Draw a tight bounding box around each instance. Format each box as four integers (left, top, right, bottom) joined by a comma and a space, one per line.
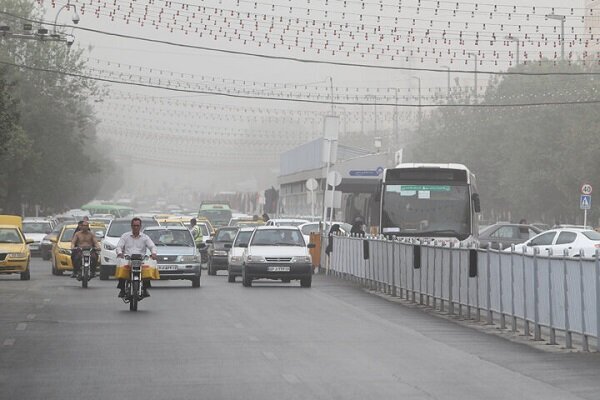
1, 259, 600, 400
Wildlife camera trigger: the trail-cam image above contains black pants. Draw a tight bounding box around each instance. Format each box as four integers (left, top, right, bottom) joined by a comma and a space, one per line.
71, 249, 98, 274
117, 279, 151, 290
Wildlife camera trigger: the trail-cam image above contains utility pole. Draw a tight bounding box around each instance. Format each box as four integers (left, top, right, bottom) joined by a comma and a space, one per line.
410, 76, 422, 130
440, 65, 451, 99
467, 52, 478, 102
546, 14, 566, 62
505, 35, 521, 65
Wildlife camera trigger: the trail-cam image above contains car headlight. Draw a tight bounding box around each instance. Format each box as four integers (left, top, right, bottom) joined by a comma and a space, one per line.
42, 239, 52, 245
292, 256, 311, 263
246, 255, 266, 263
214, 250, 228, 256
59, 248, 72, 255
104, 242, 116, 251
179, 255, 197, 262
8, 252, 27, 259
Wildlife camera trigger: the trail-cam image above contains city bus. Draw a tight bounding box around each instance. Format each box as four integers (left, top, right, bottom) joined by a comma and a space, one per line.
198, 202, 233, 229
379, 163, 481, 243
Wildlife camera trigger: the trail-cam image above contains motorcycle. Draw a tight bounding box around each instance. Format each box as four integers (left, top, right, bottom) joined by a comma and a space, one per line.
118, 254, 154, 311
74, 247, 97, 288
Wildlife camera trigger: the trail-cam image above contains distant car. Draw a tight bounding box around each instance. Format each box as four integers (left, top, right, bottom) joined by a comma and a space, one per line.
99, 217, 159, 280
478, 223, 542, 250
41, 221, 74, 260
143, 226, 201, 287
22, 218, 54, 256
265, 218, 310, 227
227, 227, 255, 283
530, 222, 550, 231
241, 226, 314, 287
506, 228, 600, 257
206, 227, 239, 276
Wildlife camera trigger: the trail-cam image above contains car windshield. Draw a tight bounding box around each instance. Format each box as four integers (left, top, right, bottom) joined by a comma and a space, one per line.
145, 229, 194, 246
215, 229, 238, 242
0, 228, 23, 243
234, 231, 253, 247
583, 231, 600, 241
251, 229, 305, 246
23, 222, 52, 234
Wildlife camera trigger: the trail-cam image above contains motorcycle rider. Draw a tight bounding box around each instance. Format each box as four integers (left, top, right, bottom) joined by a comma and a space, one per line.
70, 220, 101, 278
116, 217, 158, 298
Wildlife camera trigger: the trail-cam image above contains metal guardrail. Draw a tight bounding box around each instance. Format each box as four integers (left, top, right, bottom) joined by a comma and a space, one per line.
326, 235, 600, 352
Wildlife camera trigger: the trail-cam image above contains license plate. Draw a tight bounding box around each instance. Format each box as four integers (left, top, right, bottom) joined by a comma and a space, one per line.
158, 265, 178, 271
267, 266, 290, 272
29, 245, 39, 249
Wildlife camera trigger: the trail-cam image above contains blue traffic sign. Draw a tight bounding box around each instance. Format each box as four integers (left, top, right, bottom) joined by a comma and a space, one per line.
580, 195, 592, 210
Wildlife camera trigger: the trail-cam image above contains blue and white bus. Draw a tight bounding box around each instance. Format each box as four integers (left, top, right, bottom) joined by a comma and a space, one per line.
380, 163, 481, 242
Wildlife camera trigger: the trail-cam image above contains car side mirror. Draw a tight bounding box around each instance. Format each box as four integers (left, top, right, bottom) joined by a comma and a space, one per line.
50, 238, 57, 243
224, 243, 232, 249
471, 193, 481, 213
307, 243, 316, 249
238, 243, 248, 248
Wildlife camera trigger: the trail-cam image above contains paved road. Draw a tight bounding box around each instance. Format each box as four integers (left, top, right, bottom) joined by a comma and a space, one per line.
1, 259, 600, 400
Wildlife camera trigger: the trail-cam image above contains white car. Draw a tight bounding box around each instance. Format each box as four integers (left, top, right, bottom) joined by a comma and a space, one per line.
265, 218, 310, 227
226, 227, 255, 283
298, 221, 352, 245
22, 218, 54, 256
507, 228, 600, 257
241, 226, 314, 287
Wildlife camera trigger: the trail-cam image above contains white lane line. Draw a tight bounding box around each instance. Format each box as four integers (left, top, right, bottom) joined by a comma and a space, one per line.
43, 298, 51, 302
3, 339, 15, 346
26, 314, 36, 320
36, 304, 44, 309
234, 323, 244, 329
16, 323, 27, 331
262, 351, 278, 361
248, 336, 259, 342
282, 374, 300, 384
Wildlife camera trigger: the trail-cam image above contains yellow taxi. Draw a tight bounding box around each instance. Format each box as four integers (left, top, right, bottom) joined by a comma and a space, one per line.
156, 218, 186, 228
51, 222, 106, 276
0, 215, 33, 280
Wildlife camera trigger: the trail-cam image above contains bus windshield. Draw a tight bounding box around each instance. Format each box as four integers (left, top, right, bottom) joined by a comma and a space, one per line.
381, 184, 471, 240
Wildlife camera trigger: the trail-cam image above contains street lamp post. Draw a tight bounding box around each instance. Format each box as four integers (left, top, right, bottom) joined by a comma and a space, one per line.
546, 14, 566, 62
410, 76, 422, 129
505, 35, 520, 65
53, 1, 80, 34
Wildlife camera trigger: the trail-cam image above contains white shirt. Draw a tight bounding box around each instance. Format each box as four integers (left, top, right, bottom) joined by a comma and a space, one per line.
116, 232, 157, 257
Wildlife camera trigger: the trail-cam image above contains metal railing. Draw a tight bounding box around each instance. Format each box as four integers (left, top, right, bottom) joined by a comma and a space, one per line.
326, 235, 600, 352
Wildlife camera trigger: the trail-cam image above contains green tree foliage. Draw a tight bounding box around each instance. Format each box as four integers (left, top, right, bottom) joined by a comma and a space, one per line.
406, 63, 600, 225
0, 0, 120, 214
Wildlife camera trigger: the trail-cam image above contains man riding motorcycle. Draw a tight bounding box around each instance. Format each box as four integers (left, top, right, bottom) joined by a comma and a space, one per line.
115, 217, 158, 298
70, 221, 100, 278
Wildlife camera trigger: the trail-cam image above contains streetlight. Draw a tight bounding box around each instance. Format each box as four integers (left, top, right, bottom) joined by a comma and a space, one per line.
467, 52, 478, 102
410, 76, 422, 129
545, 13, 566, 62
505, 35, 520, 65
54, 1, 80, 34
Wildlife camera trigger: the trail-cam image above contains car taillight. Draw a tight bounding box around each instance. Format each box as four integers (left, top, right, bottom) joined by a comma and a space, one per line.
594, 244, 600, 248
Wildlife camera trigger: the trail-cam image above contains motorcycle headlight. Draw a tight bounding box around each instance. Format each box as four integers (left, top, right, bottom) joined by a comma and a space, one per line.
214, 250, 228, 256
292, 256, 311, 263
8, 252, 27, 259
179, 255, 197, 262
59, 248, 72, 255
104, 242, 116, 251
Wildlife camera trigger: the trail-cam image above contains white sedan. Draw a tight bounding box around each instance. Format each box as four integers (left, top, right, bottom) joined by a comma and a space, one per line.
506, 228, 600, 257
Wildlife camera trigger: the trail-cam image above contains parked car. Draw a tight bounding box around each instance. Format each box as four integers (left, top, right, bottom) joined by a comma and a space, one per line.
240, 226, 314, 287
99, 217, 159, 280
478, 223, 542, 250
226, 227, 255, 283
206, 227, 239, 275
142, 226, 201, 287
506, 228, 600, 257
22, 218, 54, 256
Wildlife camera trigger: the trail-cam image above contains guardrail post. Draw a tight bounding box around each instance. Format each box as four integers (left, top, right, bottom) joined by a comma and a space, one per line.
533, 247, 542, 341
498, 244, 506, 329
523, 246, 530, 337
486, 244, 493, 325
564, 248, 572, 349
595, 249, 600, 352
510, 244, 517, 333
391, 239, 397, 297
465, 243, 471, 320
548, 248, 556, 345
475, 246, 480, 322
429, 244, 435, 308
579, 249, 589, 352
448, 242, 455, 315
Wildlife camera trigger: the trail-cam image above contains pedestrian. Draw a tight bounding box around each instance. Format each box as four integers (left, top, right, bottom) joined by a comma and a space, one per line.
262, 213, 270, 222
350, 217, 365, 237
325, 224, 341, 256
189, 218, 203, 248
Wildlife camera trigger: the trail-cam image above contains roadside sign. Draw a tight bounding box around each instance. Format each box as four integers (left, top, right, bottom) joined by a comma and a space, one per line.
581, 184, 593, 195
305, 178, 318, 191
581, 195, 592, 210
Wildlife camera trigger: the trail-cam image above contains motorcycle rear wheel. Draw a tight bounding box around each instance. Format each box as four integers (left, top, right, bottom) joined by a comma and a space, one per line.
130, 281, 139, 311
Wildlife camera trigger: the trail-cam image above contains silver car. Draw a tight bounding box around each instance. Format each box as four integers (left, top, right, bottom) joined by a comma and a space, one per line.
143, 226, 201, 288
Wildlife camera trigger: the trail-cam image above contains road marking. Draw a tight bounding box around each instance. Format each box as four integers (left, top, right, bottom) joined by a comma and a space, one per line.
3, 339, 15, 346
36, 304, 44, 309
16, 323, 27, 331
234, 323, 244, 329
248, 336, 259, 342
26, 314, 36, 320
43, 298, 51, 302
262, 351, 278, 361
282, 374, 300, 384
